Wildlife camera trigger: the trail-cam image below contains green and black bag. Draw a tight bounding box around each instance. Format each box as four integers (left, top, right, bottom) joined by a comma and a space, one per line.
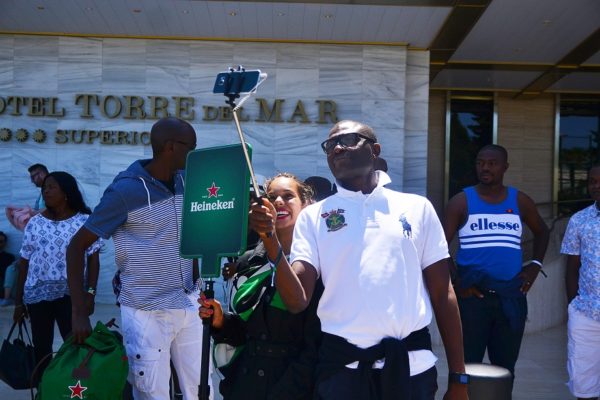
213, 262, 287, 372
36, 321, 128, 400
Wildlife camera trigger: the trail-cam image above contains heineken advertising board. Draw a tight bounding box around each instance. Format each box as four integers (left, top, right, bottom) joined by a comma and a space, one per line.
180, 143, 252, 277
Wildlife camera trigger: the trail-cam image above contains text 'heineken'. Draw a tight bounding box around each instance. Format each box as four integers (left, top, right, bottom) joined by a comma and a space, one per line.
190, 199, 235, 212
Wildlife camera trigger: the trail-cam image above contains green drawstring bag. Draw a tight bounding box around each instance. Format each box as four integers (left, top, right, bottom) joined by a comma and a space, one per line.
36, 321, 128, 400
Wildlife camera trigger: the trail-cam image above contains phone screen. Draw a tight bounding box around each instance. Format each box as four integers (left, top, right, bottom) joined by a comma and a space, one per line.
213, 70, 261, 95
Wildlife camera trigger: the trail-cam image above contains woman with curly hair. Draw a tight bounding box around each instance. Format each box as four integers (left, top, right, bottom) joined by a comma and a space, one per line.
13, 171, 103, 377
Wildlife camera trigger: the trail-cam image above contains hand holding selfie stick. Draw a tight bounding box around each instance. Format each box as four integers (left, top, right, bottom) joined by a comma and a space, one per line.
198, 66, 268, 400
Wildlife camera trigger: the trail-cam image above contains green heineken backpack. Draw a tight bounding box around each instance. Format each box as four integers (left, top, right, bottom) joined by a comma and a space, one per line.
36, 321, 128, 400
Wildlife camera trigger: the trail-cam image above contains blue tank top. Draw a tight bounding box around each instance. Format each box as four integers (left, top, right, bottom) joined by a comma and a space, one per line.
456, 186, 523, 281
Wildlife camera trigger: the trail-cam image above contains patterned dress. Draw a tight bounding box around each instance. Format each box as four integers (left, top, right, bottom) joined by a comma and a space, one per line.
20, 212, 102, 304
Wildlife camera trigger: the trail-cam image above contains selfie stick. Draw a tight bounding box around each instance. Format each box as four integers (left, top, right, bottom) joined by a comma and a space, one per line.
232, 110, 262, 196
225, 66, 267, 199
226, 69, 271, 235
199, 66, 267, 400
199, 278, 213, 400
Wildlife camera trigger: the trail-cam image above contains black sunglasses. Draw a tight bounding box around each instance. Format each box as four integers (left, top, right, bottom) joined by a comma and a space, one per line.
172, 140, 197, 150
321, 132, 375, 154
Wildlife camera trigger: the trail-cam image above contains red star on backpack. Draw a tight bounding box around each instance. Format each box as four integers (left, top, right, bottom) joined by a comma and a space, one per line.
68, 380, 88, 399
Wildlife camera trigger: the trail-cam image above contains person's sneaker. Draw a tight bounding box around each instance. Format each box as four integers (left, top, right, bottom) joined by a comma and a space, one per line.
0, 298, 15, 307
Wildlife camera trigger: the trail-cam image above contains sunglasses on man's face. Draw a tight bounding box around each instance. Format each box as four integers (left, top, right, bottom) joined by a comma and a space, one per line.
320, 132, 375, 154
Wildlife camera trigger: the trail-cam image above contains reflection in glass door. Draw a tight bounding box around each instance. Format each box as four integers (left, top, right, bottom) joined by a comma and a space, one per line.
446, 94, 495, 200
557, 99, 600, 214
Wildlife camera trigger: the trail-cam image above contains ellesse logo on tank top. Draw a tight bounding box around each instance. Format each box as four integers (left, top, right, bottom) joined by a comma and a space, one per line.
458, 213, 522, 250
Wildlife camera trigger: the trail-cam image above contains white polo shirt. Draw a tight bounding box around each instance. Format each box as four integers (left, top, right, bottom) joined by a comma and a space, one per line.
291, 172, 449, 375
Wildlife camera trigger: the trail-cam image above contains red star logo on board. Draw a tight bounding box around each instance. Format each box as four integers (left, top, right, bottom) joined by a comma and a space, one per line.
68, 380, 88, 399
207, 182, 220, 198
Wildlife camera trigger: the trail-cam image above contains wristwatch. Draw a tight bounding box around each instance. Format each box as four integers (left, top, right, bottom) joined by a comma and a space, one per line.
86, 287, 97, 296
448, 372, 470, 385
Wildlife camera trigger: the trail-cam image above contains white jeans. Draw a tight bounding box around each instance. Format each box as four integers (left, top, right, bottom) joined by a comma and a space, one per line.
121, 297, 211, 400
567, 304, 600, 398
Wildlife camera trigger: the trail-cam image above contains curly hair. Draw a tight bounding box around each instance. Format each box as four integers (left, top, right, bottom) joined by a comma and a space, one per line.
43, 171, 91, 214
264, 172, 314, 205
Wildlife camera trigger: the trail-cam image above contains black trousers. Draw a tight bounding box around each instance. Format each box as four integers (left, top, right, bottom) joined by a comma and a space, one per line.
317, 366, 438, 400
458, 294, 527, 377
26, 295, 72, 378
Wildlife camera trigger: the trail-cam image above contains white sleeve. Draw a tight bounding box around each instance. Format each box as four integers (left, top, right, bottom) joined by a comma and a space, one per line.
418, 199, 450, 270
19, 216, 37, 260
290, 206, 320, 277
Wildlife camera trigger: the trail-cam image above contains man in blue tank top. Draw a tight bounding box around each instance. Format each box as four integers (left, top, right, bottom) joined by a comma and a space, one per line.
443, 144, 549, 386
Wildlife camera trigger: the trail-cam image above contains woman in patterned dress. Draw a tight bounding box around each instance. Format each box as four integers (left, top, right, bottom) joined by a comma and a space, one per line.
12, 171, 103, 378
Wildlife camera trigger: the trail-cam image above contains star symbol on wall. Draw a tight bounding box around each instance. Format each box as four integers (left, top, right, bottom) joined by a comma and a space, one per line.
207, 182, 220, 198
68, 380, 88, 399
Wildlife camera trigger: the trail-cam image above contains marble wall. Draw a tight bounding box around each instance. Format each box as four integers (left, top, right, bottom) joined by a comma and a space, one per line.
0, 34, 430, 303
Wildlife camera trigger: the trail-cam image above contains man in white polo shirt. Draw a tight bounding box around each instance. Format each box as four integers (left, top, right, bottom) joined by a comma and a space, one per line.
249, 120, 468, 400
